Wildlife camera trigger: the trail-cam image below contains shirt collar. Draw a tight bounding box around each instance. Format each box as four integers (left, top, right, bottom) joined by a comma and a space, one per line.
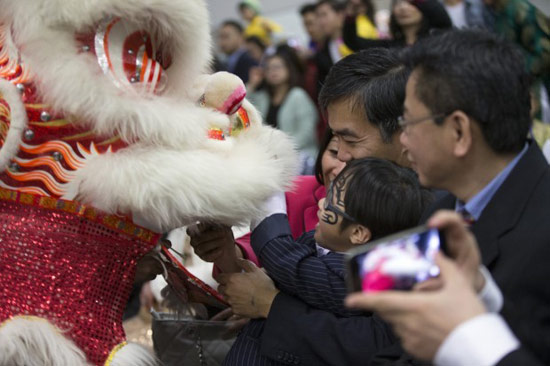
315, 243, 331, 257
456, 143, 528, 220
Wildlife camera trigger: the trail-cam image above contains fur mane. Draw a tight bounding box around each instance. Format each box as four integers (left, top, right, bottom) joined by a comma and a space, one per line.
1, 0, 225, 148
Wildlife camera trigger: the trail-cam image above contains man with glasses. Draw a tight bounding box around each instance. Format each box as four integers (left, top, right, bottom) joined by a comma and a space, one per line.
397, 29, 550, 364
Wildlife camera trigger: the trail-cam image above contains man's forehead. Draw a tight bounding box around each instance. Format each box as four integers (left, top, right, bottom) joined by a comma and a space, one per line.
327, 100, 368, 136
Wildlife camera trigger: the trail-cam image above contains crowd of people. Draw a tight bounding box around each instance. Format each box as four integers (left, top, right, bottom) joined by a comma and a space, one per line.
213, 0, 549, 174
129, 0, 550, 365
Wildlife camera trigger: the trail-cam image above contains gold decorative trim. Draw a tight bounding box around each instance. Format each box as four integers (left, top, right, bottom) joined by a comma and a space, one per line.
104, 342, 128, 366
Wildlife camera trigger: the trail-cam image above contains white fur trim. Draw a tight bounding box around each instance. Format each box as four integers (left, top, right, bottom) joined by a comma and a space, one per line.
3, 0, 222, 148
0, 317, 89, 366
0, 80, 27, 172
76, 126, 299, 232
109, 342, 158, 366
241, 99, 263, 128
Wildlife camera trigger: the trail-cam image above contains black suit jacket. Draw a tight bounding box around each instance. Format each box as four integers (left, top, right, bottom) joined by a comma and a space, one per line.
497, 348, 544, 366
421, 141, 550, 364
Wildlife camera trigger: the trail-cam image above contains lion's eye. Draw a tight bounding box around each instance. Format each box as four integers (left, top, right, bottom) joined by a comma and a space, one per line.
93, 17, 169, 95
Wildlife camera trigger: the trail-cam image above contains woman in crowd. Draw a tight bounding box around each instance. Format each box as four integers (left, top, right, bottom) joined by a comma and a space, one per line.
247, 47, 319, 172
347, 0, 379, 40
343, 0, 452, 50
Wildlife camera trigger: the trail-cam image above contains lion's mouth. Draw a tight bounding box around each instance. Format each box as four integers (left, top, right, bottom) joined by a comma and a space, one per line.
76, 16, 172, 96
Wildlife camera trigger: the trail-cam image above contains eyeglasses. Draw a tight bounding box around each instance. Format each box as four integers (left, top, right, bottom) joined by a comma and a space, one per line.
324, 181, 356, 222
398, 113, 447, 130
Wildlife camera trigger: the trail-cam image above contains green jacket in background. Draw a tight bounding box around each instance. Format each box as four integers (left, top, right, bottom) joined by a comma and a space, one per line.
493, 0, 550, 94
248, 87, 319, 159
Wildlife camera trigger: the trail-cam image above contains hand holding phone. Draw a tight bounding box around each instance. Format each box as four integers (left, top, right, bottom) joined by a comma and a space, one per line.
347, 226, 446, 292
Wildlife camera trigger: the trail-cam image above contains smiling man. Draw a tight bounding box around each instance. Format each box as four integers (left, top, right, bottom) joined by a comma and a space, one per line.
319, 48, 410, 166
399, 29, 550, 364
218, 48, 425, 366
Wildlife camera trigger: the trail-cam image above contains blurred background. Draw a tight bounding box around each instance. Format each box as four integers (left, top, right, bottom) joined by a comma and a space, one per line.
207, 0, 391, 46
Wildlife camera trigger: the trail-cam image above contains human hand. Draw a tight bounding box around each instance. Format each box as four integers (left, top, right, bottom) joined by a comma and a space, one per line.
346, 252, 486, 361
216, 259, 280, 319
134, 251, 164, 284
210, 308, 250, 334
188, 223, 236, 263
424, 210, 485, 292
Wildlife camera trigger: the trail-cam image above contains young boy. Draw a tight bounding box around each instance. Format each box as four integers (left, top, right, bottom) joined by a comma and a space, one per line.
246, 157, 431, 317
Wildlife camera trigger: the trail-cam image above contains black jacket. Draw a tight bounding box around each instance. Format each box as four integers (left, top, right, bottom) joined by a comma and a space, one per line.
420, 141, 550, 364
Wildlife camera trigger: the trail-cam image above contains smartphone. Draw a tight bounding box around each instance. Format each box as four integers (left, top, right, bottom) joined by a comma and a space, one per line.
346, 225, 446, 292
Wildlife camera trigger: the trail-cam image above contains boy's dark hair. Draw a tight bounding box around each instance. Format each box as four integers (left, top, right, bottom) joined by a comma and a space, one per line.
402, 29, 531, 154
319, 48, 410, 142
300, 3, 317, 16
334, 158, 431, 239
221, 20, 244, 34
316, 0, 346, 12
315, 128, 336, 186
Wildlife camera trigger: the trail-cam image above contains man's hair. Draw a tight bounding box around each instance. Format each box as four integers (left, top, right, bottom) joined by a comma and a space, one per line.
402, 29, 531, 154
221, 20, 244, 34
335, 158, 431, 239
300, 3, 317, 16
318, 48, 411, 142
316, 0, 346, 12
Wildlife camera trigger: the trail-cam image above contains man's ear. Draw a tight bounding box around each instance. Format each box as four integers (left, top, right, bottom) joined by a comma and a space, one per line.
448, 110, 473, 158
349, 224, 371, 246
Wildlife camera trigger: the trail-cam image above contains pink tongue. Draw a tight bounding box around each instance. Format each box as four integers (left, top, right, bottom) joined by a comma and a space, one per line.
220, 85, 246, 115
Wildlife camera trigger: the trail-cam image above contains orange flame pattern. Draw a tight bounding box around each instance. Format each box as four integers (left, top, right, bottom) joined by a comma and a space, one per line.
0, 23, 126, 199
0, 95, 9, 149
0, 24, 31, 83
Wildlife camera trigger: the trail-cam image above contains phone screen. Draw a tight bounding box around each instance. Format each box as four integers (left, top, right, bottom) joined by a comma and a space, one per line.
347, 227, 443, 292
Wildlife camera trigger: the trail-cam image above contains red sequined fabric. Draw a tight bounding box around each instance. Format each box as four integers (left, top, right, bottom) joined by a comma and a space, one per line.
0, 197, 157, 365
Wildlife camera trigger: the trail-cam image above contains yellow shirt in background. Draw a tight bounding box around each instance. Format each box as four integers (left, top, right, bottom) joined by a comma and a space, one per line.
244, 15, 282, 46
356, 14, 379, 39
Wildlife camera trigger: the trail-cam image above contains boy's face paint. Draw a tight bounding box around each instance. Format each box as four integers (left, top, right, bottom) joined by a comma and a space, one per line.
315, 174, 355, 252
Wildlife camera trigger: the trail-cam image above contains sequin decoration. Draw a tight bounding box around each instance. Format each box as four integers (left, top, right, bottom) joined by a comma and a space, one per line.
0, 196, 158, 365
